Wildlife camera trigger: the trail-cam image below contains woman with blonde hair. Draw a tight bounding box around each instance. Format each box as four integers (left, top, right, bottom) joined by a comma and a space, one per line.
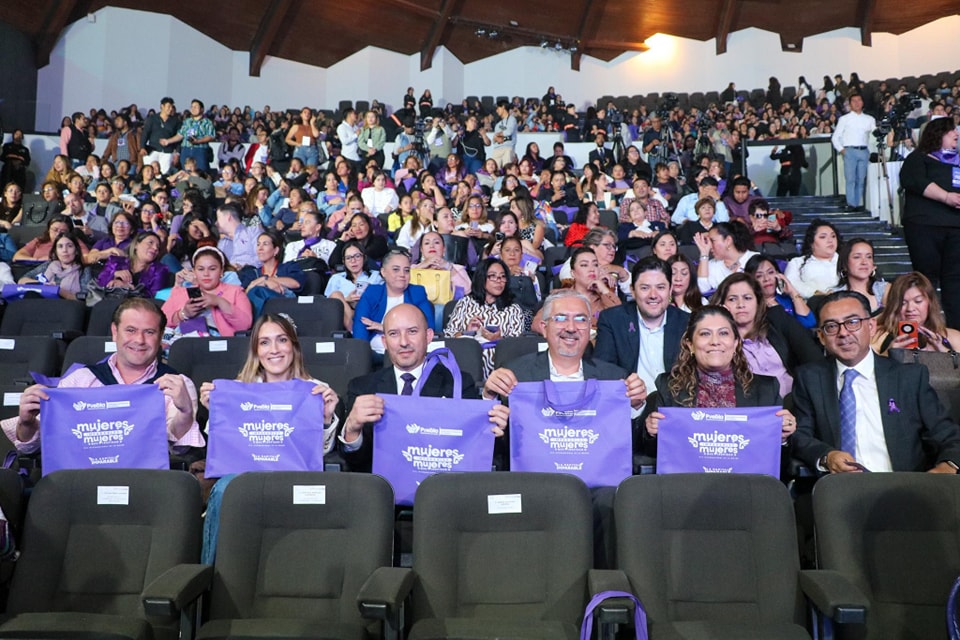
872, 271, 960, 354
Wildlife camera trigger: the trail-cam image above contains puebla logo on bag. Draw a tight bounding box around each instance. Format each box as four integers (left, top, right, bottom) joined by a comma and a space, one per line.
239, 401, 293, 412
73, 400, 131, 411
537, 426, 600, 452
690, 410, 748, 422
404, 423, 463, 437
540, 406, 597, 418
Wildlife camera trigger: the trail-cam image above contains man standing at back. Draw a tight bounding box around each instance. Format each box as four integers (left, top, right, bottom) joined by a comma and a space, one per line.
337, 109, 361, 171
60, 112, 93, 169
140, 97, 181, 174
489, 100, 518, 168
831, 94, 875, 212
163, 99, 215, 172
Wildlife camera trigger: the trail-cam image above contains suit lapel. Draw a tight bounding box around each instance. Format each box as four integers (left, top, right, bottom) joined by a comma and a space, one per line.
873, 356, 899, 466
376, 367, 399, 395
822, 361, 842, 446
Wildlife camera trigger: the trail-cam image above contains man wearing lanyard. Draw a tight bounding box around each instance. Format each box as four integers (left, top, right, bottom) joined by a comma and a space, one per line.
831, 94, 876, 211
163, 99, 215, 172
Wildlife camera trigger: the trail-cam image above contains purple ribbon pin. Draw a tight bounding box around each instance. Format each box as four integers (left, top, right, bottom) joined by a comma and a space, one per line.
628, 322, 636, 333
888, 398, 900, 414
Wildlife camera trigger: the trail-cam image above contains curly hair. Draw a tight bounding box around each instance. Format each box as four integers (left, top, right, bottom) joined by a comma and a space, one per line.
668, 305, 753, 406
709, 272, 768, 341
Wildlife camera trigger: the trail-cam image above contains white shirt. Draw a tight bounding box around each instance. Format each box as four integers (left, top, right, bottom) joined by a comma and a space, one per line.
370, 296, 404, 354
361, 187, 399, 215
547, 353, 584, 381
784, 254, 839, 300
836, 351, 892, 472
338, 362, 426, 452
831, 111, 876, 151
698, 250, 759, 292
635, 309, 666, 395
671, 193, 729, 225
337, 121, 359, 161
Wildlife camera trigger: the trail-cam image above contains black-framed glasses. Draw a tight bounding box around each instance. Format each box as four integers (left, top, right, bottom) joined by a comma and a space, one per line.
819, 316, 869, 336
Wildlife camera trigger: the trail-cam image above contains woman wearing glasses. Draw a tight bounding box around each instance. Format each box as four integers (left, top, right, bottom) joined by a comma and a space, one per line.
641, 305, 797, 460
445, 258, 526, 377
535, 247, 620, 337
324, 240, 383, 330
559, 228, 629, 299
352, 248, 435, 360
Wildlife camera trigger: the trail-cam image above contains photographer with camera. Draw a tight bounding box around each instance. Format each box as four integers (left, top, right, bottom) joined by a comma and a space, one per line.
425, 116, 456, 173
831, 93, 876, 211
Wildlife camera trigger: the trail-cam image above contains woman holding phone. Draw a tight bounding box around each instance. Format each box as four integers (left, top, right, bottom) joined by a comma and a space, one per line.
871, 271, 960, 354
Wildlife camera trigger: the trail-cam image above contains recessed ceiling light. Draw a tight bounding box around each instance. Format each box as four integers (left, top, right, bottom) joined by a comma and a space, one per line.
509, 20, 518, 26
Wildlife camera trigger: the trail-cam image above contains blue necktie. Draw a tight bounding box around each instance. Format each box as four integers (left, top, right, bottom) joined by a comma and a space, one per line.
400, 373, 416, 396
839, 369, 859, 456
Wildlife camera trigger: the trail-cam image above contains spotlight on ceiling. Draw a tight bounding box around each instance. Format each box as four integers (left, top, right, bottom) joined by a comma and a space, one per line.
475, 28, 486, 37
540, 39, 549, 48
488, 30, 499, 38
569, 44, 578, 53
555, 41, 563, 51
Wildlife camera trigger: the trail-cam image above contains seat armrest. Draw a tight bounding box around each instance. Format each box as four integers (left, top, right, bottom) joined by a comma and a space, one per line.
142, 563, 213, 618
800, 570, 869, 624
357, 566, 415, 620
588, 569, 635, 626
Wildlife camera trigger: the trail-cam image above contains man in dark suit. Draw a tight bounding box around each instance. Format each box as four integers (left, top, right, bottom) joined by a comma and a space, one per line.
588, 132, 615, 174
594, 257, 689, 396
483, 289, 646, 570
338, 303, 508, 472
792, 291, 960, 474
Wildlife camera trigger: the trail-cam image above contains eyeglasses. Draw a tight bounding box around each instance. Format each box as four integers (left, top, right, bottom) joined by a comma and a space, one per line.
344, 253, 364, 261
468, 203, 483, 209
486, 273, 508, 282
753, 213, 769, 219
819, 316, 870, 336
597, 242, 618, 250
545, 313, 590, 326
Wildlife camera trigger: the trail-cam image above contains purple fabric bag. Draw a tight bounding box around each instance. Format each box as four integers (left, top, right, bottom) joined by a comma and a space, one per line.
205, 379, 325, 478
40, 384, 168, 476
657, 406, 782, 477
1, 284, 59, 301
509, 380, 632, 487
372, 349, 496, 506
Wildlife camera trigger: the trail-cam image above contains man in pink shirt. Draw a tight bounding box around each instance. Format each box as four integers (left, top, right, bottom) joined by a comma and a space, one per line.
2, 298, 204, 455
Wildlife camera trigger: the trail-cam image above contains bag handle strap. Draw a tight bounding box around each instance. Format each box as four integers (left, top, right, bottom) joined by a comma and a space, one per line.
580, 590, 648, 640
543, 378, 599, 410
412, 348, 462, 399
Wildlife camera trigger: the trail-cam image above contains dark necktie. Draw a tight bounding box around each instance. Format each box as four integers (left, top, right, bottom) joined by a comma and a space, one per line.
400, 372, 416, 396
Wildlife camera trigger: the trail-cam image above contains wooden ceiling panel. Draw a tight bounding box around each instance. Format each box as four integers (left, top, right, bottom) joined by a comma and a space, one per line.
2, 0, 959, 70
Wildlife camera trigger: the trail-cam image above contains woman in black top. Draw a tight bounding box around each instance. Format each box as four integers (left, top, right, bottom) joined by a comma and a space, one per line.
899, 117, 960, 328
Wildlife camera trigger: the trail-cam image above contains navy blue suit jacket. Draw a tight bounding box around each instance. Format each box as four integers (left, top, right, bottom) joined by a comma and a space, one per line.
594, 303, 689, 376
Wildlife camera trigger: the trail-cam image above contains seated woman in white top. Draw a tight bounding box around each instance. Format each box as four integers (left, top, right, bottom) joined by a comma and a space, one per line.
395, 198, 436, 250
360, 171, 399, 215
784, 219, 841, 299
693, 222, 759, 293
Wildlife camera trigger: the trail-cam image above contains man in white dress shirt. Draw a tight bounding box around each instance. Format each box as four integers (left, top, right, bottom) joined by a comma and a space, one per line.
831, 94, 876, 211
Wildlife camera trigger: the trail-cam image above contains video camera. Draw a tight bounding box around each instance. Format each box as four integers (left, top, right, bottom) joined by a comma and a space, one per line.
874, 93, 920, 137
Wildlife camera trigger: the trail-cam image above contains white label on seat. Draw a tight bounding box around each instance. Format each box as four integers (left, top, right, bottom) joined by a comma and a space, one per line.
537, 342, 548, 352
3, 393, 20, 406
104, 341, 117, 353
427, 341, 445, 352
208, 341, 228, 352
0, 339, 15, 350
487, 494, 522, 514
298, 296, 315, 304
293, 485, 326, 504
315, 342, 335, 354
97, 486, 129, 505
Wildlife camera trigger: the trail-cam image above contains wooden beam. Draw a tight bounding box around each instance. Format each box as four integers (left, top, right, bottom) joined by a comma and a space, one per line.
420, 0, 458, 71
571, 0, 606, 71
858, 0, 876, 46
381, 0, 439, 19
581, 39, 650, 52
715, 0, 737, 55
34, 0, 80, 68
249, 0, 294, 77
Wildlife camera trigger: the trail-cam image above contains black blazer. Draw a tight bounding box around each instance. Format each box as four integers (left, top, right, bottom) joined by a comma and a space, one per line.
640, 371, 782, 458
338, 364, 478, 472
765, 305, 824, 376
791, 354, 960, 472
594, 303, 689, 376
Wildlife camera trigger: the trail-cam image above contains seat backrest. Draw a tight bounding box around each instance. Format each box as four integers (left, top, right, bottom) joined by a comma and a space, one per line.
299, 338, 373, 399
493, 336, 547, 369
8, 469, 201, 618
813, 473, 960, 638
615, 474, 803, 626
209, 472, 393, 625
166, 336, 250, 389
888, 349, 960, 422
262, 297, 345, 337
87, 298, 163, 336
0, 299, 85, 337
0, 336, 60, 382
411, 472, 592, 625
61, 336, 117, 373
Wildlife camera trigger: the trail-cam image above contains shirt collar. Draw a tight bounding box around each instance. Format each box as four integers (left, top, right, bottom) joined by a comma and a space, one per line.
394, 361, 426, 390
107, 352, 159, 384
547, 353, 584, 380
836, 349, 875, 383
636, 308, 666, 332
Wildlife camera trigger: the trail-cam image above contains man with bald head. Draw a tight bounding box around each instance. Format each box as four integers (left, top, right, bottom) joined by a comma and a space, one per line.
338, 303, 508, 472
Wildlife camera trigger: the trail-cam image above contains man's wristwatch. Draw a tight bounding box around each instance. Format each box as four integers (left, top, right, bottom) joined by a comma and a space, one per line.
945, 460, 959, 473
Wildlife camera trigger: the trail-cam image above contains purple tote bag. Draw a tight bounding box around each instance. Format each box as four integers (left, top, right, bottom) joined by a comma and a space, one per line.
372, 349, 496, 505
205, 378, 326, 477
41, 384, 169, 475
657, 406, 782, 477
509, 379, 632, 487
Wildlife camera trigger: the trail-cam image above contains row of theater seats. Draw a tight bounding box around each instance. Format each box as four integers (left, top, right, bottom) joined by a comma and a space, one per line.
0, 469, 956, 639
